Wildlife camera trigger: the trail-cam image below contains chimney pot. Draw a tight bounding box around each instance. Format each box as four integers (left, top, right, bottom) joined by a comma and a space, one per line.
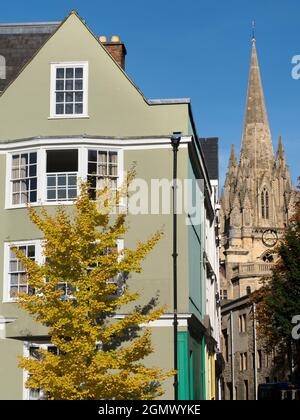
99, 35, 107, 43
110, 35, 120, 43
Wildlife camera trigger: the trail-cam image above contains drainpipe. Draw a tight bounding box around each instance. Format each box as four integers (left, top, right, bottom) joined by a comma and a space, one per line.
230, 310, 235, 400
253, 303, 258, 400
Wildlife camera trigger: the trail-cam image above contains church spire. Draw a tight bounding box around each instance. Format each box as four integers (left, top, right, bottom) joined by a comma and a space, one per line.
276, 136, 285, 160
229, 144, 237, 167
240, 36, 274, 170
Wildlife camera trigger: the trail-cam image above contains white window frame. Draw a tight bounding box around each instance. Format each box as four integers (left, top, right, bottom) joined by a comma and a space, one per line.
49, 62, 89, 119
6, 149, 40, 209
5, 146, 124, 209
3, 240, 43, 303
23, 341, 58, 400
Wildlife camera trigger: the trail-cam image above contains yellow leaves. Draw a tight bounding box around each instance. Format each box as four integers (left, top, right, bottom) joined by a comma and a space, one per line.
19, 177, 170, 400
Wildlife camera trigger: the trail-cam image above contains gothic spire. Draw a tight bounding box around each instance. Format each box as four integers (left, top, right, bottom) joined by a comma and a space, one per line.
276, 136, 285, 160
229, 144, 237, 167
240, 37, 274, 170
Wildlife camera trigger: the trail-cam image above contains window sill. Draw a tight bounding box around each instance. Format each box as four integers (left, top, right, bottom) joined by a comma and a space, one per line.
48, 115, 90, 120
5, 201, 76, 210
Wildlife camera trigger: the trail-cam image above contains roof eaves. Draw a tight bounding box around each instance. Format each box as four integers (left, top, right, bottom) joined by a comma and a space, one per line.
0, 22, 60, 35
147, 98, 191, 105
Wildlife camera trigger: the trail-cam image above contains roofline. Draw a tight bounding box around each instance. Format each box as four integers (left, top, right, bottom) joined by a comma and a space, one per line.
147, 98, 191, 105
221, 295, 251, 313
0, 22, 60, 27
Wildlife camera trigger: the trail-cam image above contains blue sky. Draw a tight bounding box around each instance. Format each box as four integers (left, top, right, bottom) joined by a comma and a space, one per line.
1, 0, 299, 186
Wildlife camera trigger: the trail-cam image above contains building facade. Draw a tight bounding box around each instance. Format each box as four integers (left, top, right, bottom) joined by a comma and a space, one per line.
220, 35, 295, 399
0, 12, 220, 400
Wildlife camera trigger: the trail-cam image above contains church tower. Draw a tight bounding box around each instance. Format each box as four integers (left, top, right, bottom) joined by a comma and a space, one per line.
220, 36, 294, 299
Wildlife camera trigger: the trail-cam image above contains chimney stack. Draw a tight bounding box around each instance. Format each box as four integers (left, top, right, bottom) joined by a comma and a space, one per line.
99, 35, 127, 70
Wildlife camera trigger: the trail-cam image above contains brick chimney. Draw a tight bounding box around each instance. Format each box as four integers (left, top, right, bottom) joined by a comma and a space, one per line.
99, 35, 127, 70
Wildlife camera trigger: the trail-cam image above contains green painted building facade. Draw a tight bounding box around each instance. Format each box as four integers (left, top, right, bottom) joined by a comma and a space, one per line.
0, 12, 220, 400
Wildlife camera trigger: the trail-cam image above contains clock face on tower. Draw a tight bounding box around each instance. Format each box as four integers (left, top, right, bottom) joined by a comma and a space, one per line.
262, 229, 278, 248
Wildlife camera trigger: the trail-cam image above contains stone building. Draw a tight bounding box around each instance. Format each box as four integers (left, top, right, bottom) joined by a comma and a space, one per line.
220, 34, 295, 399
220, 36, 294, 300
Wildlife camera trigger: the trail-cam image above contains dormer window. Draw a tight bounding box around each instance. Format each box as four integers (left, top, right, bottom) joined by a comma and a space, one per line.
50, 62, 88, 118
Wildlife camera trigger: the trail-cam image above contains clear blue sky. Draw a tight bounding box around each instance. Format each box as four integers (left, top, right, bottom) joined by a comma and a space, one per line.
1, 0, 299, 186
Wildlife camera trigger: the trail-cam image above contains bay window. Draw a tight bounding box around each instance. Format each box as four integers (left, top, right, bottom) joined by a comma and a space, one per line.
46, 149, 78, 202
11, 152, 37, 205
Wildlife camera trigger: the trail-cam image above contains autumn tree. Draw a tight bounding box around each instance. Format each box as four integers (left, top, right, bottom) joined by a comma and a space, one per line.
252, 180, 300, 380
15, 179, 172, 400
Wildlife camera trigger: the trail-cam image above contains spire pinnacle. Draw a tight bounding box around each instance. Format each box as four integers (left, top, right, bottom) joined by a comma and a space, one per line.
240, 36, 275, 168
252, 20, 256, 42
229, 144, 237, 166
276, 136, 285, 160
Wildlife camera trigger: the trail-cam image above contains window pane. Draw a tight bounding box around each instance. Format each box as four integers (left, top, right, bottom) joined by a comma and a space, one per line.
12, 193, 19, 205
66, 68, 74, 79
21, 192, 28, 204
68, 175, 77, 186
99, 152, 107, 164
75, 67, 83, 78
65, 80, 73, 91
75, 103, 83, 114
21, 154, 28, 165
10, 287, 18, 298
10, 261, 18, 272
56, 68, 64, 79
56, 92, 64, 103
12, 168, 19, 180
27, 246, 35, 258
47, 190, 56, 200
88, 150, 97, 162
88, 163, 97, 174
30, 191, 37, 203
12, 155, 20, 167
58, 175, 66, 186
47, 176, 56, 187
68, 189, 77, 199
12, 181, 20, 193
75, 80, 83, 90
58, 189, 66, 200
66, 92, 74, 103
56, 80, 64, 91
66, 104, 73, 114
30, 153, 37, 164
75, 92, 83, 102
30, 178, 37, 190
56, 104, 64, 115
10, 273, 18, 285
88, 176, 96, 189
29, 165, 36, 177
98, 165, 107, 176
19, 286, 27, 294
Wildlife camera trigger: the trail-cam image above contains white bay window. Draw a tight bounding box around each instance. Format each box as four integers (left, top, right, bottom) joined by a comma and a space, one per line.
7, 147, 122, 208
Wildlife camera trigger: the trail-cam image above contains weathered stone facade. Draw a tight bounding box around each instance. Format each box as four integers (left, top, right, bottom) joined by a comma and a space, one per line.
220, 36, 295, 400
221, 297, 287, 400
220, 37, 294, 300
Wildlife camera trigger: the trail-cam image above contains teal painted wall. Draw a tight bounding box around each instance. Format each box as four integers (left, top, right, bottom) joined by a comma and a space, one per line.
178, 331, 204, 400
188, 157, 205, 319
178, 332, 189, 400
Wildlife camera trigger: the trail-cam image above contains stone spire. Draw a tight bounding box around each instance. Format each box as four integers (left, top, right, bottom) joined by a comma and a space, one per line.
240, 37, 274, 171
276, 136, 285, 161
229, 144, 238, 167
